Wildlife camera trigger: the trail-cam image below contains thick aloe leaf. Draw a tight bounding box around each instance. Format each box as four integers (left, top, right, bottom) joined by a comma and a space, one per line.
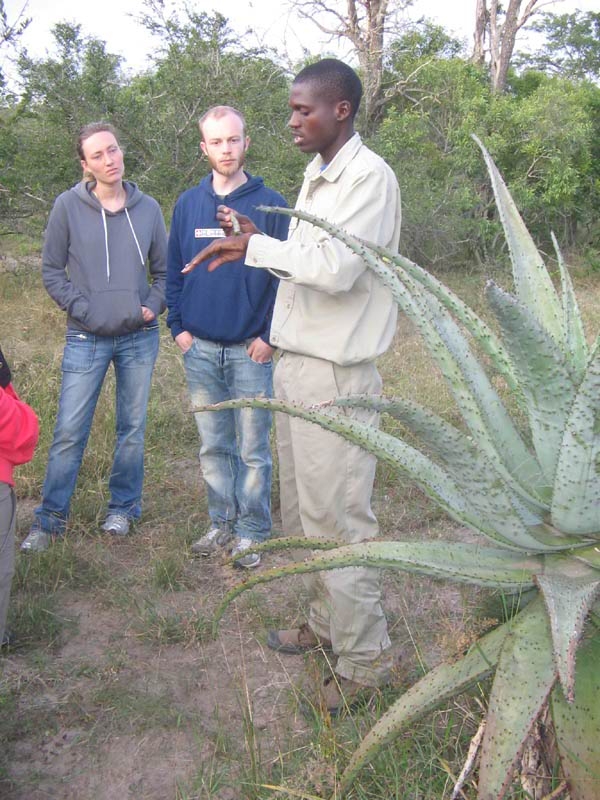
195, 396, 555, 549
336, 620, 510, 798
212, 541, 542, 631
259, 204, 519, 394
330, 394, 569, 551
552, 346, 600, 536
486, 282, 576, 489
590, 333, 600, 363
401, 273, 549, 506
472, 135, 564, 348
333, 394, 580, 549
355, 238, 519, 394
535, 555, 600, 701
553, 232, 589, 377
524, 519, 586, 549
574, 544, 600, 570
193, 395, 490, 530
551, 631, 600, 800
478, 597, 557, 800
260, 204, 548, 507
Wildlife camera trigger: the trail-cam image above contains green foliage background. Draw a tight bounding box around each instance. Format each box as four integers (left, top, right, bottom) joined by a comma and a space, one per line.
1, 3, 600, 270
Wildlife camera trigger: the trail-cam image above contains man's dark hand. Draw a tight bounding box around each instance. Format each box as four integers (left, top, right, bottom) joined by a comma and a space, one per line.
182, 232, 253, 274
217, 205, 261, 237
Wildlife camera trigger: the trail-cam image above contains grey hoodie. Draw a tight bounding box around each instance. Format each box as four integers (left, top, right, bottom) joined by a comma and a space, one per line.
42, 180, 167, 337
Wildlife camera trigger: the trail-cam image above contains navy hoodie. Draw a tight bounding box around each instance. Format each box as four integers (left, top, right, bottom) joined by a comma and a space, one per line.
166, 172, 289, 344
42, 180, 167, 337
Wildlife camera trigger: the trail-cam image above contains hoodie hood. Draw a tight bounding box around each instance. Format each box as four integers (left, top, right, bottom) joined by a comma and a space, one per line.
198, 172, 269, 206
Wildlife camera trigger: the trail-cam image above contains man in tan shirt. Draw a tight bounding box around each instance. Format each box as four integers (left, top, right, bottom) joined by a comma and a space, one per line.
183, 58, 402, 715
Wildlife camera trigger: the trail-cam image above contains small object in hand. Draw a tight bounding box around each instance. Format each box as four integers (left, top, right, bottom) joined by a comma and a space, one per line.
230, 212, 241, 235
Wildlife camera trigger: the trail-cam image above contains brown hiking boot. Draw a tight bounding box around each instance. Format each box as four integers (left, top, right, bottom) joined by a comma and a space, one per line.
319, 675, 379, 717
266, 623, 332, 654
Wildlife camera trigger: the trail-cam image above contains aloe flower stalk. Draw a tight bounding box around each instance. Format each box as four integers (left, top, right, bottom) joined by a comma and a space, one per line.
198, 138, 600, 800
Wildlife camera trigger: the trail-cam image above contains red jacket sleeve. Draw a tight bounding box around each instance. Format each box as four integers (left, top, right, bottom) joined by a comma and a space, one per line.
0, 384, 39, 475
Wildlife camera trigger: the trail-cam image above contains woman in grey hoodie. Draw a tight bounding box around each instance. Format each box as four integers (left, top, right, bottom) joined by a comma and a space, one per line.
21, 122, 167, 552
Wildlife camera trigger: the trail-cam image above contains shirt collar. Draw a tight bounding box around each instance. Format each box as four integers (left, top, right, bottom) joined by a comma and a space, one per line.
305, 133, 362, 183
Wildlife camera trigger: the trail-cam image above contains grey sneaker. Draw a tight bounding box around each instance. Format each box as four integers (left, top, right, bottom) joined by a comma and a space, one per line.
20, 527, 52, 553
101, 514, 130, 536
231, 537, 261, 569
190, 526, 234, 556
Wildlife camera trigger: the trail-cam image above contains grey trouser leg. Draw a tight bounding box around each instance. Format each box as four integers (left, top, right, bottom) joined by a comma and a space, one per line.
0, 482, 16, 643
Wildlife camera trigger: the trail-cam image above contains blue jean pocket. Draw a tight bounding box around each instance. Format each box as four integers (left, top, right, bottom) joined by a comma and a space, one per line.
62, 333, 96, 373
132, 325, 159, 364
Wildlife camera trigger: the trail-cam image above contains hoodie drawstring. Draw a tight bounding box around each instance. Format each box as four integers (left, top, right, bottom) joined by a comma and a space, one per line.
100, 207, 110, 280
100, 206, 146, 282
125, 209, 145, 269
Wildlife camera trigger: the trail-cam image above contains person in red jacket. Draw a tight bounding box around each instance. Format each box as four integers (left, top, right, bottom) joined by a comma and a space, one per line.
0, 346, 39, 647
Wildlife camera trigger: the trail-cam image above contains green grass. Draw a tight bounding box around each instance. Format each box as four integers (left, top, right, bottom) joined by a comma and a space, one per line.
1, 260, 598, 799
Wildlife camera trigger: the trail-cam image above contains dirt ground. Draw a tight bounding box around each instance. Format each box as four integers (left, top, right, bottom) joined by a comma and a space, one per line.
0, 294, 484, 798
1, 488, 481, 800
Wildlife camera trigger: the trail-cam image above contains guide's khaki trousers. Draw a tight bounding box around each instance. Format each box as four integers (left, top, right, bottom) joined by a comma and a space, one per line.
274, 352, 392, 686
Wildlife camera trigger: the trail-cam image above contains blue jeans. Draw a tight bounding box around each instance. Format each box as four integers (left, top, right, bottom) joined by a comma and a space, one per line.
34, 326, 159, 534
183, 337, 273, 543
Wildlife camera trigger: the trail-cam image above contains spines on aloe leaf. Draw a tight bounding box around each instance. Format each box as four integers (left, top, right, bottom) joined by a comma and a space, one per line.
478, 597, 557, 800
358, 237, 519, 394
551, 346, 600, 536
535, 556, 600, 702
406, 278, 549, 507
486, 282, 577, 490
195, 396, 553, 550
258, 204, 519, 393
472, 135, 564, 349
553, 231, 589, 377
329, 395, 566, 551
551, 633, 600, 800
212, 540, 541, 633
336, 620, 510, 798
259, 203, 549, 507
573, 545, 600, 570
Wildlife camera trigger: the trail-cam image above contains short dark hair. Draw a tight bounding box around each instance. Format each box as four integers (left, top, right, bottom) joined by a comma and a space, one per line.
77, 121, 120, 160
293, 58, 362, 119
199, 106, 247, 139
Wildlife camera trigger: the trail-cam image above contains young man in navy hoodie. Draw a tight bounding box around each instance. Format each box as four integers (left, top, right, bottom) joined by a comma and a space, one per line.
167, 106, 289, 568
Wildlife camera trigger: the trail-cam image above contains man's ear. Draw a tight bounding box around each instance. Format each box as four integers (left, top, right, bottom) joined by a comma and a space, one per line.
335, 100, 352, 122
200, 141, 208, 157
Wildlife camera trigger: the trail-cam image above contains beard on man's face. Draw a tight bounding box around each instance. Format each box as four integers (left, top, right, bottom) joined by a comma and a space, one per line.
207, 151, 246, 177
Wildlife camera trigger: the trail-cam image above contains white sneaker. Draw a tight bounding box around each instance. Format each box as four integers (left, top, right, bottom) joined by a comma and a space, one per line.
101, 514, 130, 536
20, 527, 52, 553
190, 526, 234, 556
231, 537, 261, 569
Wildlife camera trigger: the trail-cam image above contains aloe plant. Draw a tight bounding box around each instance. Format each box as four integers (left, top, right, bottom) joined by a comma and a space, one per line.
199, 137, 600, 800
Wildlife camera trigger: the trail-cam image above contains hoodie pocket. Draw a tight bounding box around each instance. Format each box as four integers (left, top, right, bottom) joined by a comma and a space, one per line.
83, 289, 144, 336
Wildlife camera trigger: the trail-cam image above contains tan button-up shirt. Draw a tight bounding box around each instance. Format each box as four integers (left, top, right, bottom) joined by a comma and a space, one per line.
245, 133, 401, 366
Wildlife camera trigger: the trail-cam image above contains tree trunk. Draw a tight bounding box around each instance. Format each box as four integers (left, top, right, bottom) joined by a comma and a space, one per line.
348, 0, 388, 126
472, 0, 487, 66
473, 0, 543, 92
290, 0, 397, 131
490, 0, 519, 92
